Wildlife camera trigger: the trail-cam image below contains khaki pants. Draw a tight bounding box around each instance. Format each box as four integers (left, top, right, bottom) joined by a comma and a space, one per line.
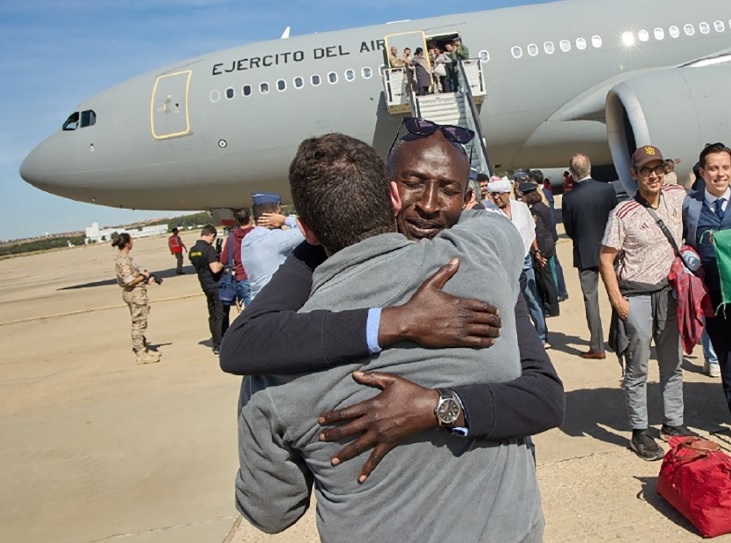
123, 288, 149, 356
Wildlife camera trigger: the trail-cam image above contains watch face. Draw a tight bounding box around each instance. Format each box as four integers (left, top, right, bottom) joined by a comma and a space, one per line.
437, 398, 460, 425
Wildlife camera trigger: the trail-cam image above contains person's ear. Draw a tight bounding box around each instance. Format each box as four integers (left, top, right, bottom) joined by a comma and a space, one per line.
390, 181, 402, 217
629, 168, 638, 182
296, 218, 320, 246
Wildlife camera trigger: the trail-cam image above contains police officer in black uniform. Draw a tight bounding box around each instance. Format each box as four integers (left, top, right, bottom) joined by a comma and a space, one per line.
189, 224, 225, 354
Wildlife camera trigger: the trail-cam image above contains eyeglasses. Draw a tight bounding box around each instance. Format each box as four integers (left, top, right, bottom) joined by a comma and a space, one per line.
635, 165, 665, 177
389, 117, 475, 156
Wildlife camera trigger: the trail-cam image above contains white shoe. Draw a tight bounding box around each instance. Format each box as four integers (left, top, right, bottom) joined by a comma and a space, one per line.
704, 360, 721, 378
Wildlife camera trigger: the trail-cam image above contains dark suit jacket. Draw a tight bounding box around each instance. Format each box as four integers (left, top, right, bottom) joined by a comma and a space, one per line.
562, 179, 618, 270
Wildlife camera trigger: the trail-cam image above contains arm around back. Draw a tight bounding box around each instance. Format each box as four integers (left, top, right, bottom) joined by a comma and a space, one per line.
452, 293, 565, 438
219, 242, 370, 375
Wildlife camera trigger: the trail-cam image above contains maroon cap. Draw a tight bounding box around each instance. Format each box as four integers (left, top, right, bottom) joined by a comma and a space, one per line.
632, 145, 664, 169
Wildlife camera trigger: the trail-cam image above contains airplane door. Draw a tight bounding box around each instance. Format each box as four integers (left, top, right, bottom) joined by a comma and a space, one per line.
384, 31, 428, 68
150, 70, 192, 140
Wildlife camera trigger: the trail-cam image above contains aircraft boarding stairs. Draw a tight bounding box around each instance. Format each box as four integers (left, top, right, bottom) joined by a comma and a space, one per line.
382, 58, 493, 176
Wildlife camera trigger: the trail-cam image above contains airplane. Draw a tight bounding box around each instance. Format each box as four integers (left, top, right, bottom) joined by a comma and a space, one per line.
19, 0, 731, 220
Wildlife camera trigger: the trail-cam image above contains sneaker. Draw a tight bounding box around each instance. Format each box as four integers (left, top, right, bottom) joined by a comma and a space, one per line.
212, 346, 220, 355
630, 431, 665, 461
660, 424, 699, 442
543, 342, 551, 350
704, 360, 721, 378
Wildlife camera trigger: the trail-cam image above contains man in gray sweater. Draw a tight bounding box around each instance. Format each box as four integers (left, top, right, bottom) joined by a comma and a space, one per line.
236, 133, 543, 542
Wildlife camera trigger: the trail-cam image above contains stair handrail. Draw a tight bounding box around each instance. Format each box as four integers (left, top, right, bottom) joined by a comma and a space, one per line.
455, 58, 492, 175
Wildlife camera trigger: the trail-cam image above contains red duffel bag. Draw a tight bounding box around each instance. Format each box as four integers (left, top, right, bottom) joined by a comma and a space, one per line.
656, 436, 731, 538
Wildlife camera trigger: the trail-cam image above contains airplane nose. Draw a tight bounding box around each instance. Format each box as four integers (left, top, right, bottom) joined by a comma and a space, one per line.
19, 145, 45, 188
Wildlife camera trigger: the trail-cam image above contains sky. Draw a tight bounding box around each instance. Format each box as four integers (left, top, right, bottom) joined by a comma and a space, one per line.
0, 0, 547, 241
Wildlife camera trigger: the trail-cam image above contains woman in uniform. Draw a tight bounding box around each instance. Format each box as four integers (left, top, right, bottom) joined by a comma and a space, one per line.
112, 233, 162, 364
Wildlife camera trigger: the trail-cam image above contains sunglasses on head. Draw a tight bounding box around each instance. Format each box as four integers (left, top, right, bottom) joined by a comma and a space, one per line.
389, 117, 475, 156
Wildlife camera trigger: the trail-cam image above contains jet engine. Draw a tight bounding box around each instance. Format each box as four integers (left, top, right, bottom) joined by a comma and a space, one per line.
606, 63, 731, 194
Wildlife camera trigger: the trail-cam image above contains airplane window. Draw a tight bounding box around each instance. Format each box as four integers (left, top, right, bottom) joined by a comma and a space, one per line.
669, 25, 680, 38
699, 22, 710, 34
576, 37, 587, 50
62, 111, 79, 131
684, 24, 695, 36
311, 74, 321, 86
328, 72, 338, 84
277, 79, 286, 91
225, 87, 235, 99
714, 20, 725, 32
345, 69, 355, 82
511, 46, 522, 59
638, 30, 650, 42
527, 43, 539, 57
478, 50, 490, 63
210, 90, 221, 103
543, 42, 554, 55
242, 85, 252, 96
362, 67, 373, 79
294, 77, 304, 89
260, 82, 270, 94
622, 32, 636, 46
591, 35, 603, 48
80, 110, 96, 128
559, 40, 571, 52
654, 28, 665, 40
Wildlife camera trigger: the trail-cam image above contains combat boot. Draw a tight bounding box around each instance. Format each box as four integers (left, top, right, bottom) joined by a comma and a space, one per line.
137, 350, 161, 365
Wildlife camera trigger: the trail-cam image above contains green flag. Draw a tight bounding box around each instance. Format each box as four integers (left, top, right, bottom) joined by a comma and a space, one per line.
712, 229, 731, 313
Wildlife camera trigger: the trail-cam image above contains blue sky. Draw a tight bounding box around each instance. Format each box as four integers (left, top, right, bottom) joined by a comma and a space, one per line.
1, 0, 546, 241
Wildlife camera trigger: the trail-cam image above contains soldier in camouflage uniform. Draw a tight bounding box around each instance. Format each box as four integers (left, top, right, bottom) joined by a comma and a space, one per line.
112, 233, 162, 364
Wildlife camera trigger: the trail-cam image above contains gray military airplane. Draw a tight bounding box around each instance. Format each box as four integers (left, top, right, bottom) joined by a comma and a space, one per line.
19, 0, 731, 217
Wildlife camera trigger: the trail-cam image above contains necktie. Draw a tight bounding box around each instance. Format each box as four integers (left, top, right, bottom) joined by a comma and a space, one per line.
715, 198, 726, 221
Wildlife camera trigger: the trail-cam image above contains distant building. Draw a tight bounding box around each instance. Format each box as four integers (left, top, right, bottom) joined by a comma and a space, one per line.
85, 222, 168, 244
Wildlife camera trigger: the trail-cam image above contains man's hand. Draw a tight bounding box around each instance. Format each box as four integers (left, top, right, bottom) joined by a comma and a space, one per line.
378, 258, 501, 348
257, 212, 286, 229
611, 296, 630, 321
318, 371, 439, 483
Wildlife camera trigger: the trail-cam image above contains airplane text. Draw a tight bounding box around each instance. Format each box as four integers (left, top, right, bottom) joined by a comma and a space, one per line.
212, 51, 306, 75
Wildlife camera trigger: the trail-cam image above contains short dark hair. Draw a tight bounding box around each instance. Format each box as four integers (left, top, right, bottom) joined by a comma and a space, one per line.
415, 47, 424, 56
528, 170, 544, 184
476, 173, 490, 182
289, 133, 394, 254
233, 208, 251, 226
200, 224, 217, 237
171, 227, 179, 234
699, 142, 731, 168
252, 202, 279, 222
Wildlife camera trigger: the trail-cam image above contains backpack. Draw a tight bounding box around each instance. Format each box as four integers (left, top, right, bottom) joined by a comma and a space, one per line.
218, 234, 237, 307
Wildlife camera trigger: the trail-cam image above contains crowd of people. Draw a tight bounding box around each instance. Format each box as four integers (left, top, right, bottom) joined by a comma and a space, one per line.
110, 114, 731, 540
388, 36, 469, 95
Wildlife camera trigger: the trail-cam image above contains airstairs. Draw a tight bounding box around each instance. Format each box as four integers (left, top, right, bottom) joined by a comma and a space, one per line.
381, 58, 493, 176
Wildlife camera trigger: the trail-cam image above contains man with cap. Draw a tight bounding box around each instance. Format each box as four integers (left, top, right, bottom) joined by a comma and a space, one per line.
599, 145, 694, 461
562, 153, 618, 359
241, 192, 304, 301
485, 176, 550, 348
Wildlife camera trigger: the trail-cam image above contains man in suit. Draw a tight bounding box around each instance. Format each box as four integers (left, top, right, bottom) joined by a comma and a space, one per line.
562, 153, 618, 359
683, 142, 731, 412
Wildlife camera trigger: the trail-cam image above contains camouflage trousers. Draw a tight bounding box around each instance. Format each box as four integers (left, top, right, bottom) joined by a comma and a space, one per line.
122, 288, 150, 356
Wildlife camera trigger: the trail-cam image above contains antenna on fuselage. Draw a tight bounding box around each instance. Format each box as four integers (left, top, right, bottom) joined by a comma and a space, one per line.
280, 26, 291, 39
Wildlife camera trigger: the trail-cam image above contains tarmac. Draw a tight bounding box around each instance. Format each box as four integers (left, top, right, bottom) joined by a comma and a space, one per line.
2, 217, 731, 543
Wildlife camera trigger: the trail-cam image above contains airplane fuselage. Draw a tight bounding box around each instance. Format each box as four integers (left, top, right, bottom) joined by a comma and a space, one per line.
20, 0, 731, 210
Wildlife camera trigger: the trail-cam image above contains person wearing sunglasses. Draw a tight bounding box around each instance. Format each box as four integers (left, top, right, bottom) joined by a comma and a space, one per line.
230, 132, 549, 541
599, 145, 695, 461
223, 117, 562, 471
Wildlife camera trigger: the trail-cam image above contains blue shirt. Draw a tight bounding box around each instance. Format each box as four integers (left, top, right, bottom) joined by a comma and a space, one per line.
241, 216, 304, 300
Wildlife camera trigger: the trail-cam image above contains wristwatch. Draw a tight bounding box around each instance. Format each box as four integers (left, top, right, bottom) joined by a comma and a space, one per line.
434, 388, 461, 427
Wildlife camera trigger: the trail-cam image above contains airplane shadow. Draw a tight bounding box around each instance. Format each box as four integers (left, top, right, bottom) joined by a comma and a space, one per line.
634, 476, 698, 535
561, 381, 731, 450
57, 266, 193, 290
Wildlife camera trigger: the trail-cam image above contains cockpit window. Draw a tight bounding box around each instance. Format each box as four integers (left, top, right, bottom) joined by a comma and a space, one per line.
63, 110, 96, 130
63, 112, 80, 131
80, 110, 96, 128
